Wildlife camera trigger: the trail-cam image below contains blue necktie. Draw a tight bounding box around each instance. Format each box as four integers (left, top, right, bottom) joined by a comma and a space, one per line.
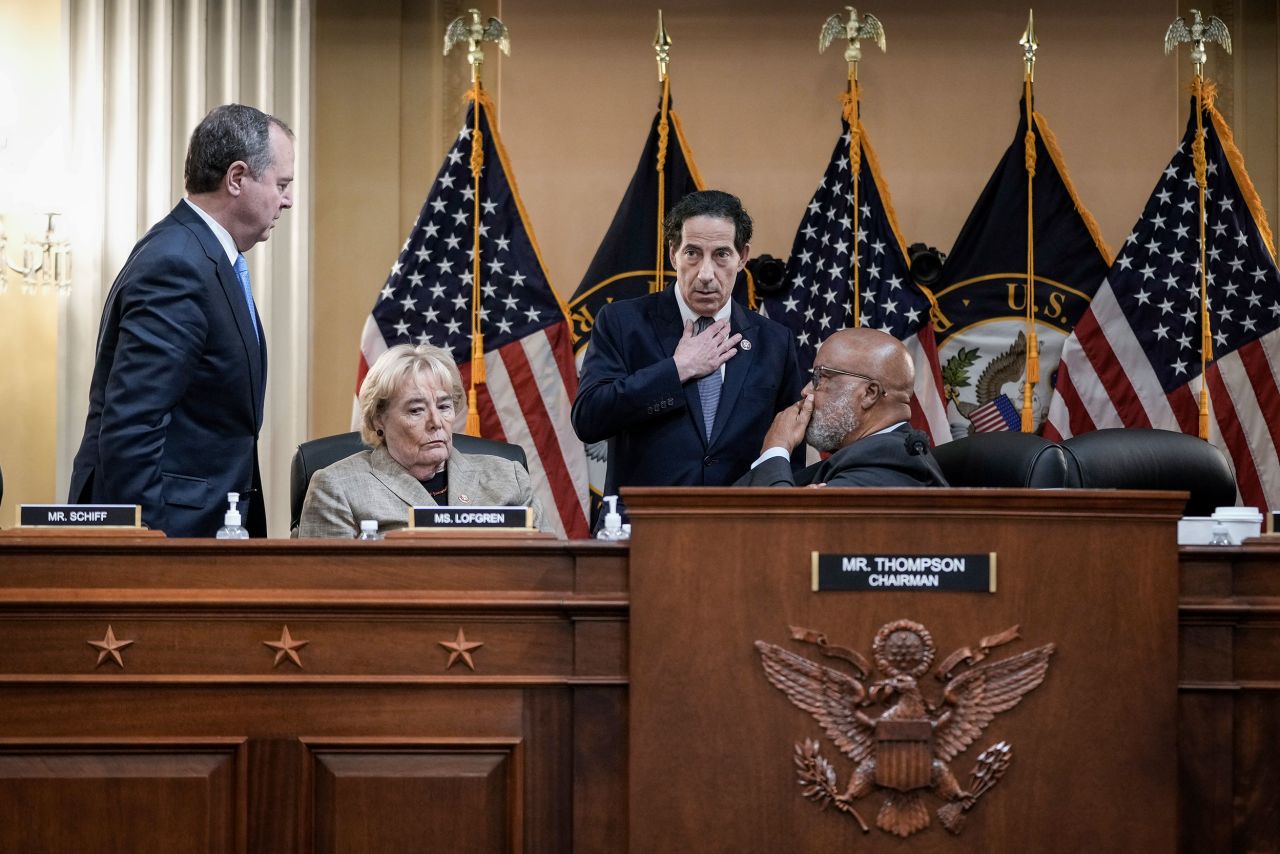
695, 316, 722, 441
234, 254, 260, 342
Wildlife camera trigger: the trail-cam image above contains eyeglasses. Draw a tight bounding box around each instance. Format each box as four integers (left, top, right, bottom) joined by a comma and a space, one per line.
810, 365, 876, 390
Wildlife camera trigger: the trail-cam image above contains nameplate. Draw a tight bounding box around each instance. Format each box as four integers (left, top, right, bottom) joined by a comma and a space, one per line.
410, 506, 532, 529
811, 553, 996, 593
19, 504, 141, 528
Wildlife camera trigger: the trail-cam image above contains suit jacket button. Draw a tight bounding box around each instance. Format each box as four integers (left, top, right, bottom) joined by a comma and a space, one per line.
703, 456, 714, 466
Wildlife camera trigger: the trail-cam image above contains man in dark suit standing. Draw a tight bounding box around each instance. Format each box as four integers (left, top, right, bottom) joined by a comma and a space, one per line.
738, 327, 948, 488
69, 104, 295, 536
572, 190, 802, 499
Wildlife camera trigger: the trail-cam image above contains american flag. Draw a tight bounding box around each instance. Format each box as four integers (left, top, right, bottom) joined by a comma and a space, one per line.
1044, 94, 1280, 511
763, 117, 950, 445
355, 89, 590, 538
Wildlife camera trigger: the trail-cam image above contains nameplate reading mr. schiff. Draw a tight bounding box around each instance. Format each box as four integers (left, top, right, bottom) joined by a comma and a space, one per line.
812, 553, 997, 593
19, 504, 141, 528
411, 506, 532, 530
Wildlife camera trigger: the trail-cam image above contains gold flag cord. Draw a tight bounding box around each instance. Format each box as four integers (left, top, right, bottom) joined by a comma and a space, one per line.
1192, 75, 1212, 439
841, 74, 862, 328
653, 74, 671, 295
465, 82, 486, 436
1020, 74, 1039, 433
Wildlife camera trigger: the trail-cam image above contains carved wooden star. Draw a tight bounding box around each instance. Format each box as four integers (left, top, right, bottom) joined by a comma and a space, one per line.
88, 625, 134, 669
264, 625, 309, 669
439, 627, 484, 671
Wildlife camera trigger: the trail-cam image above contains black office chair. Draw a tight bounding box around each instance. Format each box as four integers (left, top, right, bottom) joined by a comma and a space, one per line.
1062, 427, 1237, 516
931, 431, 1069, 488
289, 431, 528, 532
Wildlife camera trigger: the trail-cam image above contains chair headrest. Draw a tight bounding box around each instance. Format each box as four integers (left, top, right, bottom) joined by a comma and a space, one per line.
931, 431, 1068, 488
1062, 428, 1237, 516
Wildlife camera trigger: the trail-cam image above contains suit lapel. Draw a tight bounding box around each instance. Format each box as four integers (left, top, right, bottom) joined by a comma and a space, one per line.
368, 445, 433, 507
444, 446, 480, 505
651, 290, 710, 446
172, 202, 266, 426
709, 302, 758, 446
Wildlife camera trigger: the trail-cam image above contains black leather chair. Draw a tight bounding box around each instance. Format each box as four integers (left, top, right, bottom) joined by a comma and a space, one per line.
289, 431, 528, 532
931, 431, 1069, 488
1062, 427, 1237, 516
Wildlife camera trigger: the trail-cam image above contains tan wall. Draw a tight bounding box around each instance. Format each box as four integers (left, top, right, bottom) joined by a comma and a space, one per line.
309, 1, 1277, 443
0, 0, 63, 523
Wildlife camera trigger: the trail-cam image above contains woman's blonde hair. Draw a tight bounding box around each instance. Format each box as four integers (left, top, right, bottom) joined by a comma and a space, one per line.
358, 344, 465, 446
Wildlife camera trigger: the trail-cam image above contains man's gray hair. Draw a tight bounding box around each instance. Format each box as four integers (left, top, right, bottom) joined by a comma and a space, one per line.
358, 344, 466, 446
184, 104, 294, 194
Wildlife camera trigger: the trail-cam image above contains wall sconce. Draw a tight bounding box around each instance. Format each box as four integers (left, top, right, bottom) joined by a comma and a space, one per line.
0, 213, 71, 293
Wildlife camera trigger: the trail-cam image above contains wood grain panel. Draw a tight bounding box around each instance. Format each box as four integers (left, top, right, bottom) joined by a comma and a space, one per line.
310, 740, 520, 854
0, 740, 243, 853
627, 488, 1183, 853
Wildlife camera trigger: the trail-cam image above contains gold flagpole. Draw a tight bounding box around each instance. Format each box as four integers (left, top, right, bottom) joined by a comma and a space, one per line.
653, 11, 672, 295
444, 9, 510, 435
1019, 11, 1039, 432
821, 8, 886, 329
1165, 11, 1232, 439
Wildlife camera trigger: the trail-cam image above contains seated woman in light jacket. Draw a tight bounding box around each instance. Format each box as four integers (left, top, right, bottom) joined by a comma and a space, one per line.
298, 343, 550, 537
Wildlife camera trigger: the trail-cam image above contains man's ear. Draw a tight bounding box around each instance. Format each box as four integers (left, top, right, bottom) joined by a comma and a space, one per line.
737, 242, 751, 270
225, 160, 251, 197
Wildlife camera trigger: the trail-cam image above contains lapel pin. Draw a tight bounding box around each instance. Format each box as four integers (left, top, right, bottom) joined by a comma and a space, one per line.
741, 339, 752, 351
459, 494, 470, 503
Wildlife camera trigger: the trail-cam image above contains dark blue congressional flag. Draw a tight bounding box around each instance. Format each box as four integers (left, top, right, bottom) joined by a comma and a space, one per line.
763, 116, 950, 445
568, 91, 705, 357
933, 94, 1111, 437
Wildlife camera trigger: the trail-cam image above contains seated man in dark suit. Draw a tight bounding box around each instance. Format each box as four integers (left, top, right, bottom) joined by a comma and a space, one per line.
572, 190, 802, 500
737, 327, 948, 488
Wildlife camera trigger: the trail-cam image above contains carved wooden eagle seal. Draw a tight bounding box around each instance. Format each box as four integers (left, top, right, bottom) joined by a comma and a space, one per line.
755, 619, 1054, 837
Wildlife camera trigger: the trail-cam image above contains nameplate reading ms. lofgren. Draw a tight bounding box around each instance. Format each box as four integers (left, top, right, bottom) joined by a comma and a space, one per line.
411, 506, 532, 529
812, 553, 997, 592
19, 504, 141, 528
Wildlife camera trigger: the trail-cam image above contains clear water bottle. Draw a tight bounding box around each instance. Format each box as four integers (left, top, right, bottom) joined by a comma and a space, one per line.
1207, 521, 1233, 546
215, 492, 249, 539
357, 520, 383, 541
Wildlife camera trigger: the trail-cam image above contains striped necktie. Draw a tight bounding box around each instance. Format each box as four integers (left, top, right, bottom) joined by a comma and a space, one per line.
234, 254, 260, 342
694, 316, 722, 441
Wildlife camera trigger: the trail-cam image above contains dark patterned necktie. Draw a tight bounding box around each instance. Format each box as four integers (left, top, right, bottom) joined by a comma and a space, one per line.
694, 316, 722, 440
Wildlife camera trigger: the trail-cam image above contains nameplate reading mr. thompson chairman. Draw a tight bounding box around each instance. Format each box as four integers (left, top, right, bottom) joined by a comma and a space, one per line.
812, 553, 997, 593
411, 506, 533, 530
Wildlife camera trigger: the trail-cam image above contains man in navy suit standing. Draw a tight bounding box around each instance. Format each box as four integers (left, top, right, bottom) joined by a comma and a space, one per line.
572, 190, 802, 501
70, 104, 295, 537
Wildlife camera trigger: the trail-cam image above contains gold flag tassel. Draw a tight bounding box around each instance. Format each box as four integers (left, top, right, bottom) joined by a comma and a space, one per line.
1019, 12, 1039, 433
442, 8, 511, 436
842, 80, 863, 328
821, 8, 885, 329
652, 12, 672, 295
1192, 76, 1212, 439
466, 83, 486, 436
1164, 9, 1232, 439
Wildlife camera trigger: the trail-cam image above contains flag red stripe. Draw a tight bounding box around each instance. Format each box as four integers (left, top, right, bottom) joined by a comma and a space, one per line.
1075, 312, 1150, 428
499, 339, 589, 537
1238, 339, 1280, 461
544, 322, 579, 396
456, 362, 510, 441
1206, 364, 1265, 510
1046, 362, 1094, 440
1167, 384, 1199, 435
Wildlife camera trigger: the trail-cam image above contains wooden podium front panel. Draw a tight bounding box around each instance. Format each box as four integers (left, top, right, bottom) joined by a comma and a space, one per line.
627, 489, 1184, 853
0, 538, 627, 854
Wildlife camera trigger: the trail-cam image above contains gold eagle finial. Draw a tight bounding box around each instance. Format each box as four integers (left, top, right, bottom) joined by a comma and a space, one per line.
444, 8, 511, 83
820, 7, 886, 76
1164, 9, 1231, 78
